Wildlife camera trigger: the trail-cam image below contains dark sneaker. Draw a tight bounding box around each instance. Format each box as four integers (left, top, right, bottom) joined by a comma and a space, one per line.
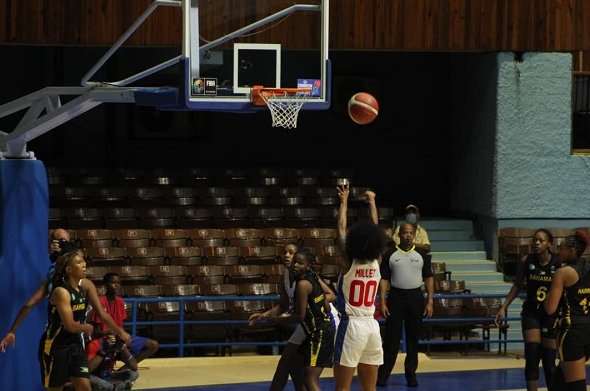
406, 373, 418, 387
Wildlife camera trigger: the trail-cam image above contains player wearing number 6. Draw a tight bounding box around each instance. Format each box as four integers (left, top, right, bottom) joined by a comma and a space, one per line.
494, 228, 559, 391
377, 223, 434, 388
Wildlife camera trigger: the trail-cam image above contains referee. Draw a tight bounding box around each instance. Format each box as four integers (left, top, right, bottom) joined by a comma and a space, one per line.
377, 222, 434, 387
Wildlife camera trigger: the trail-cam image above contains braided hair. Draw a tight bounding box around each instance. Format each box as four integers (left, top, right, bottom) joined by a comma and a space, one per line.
563, 230, 590, 257
50, 250, 83, 294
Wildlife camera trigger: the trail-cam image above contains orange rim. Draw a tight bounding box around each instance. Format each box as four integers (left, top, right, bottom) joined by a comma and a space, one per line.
251, 86, 312, 106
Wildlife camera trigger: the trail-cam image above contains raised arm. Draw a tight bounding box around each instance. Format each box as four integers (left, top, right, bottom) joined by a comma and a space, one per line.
361, 190, 378, 225
337, 183, 350, 240
1, 279, 48, 352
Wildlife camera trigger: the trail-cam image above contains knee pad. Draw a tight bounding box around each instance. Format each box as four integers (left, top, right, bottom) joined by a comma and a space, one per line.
524, 343, 541, 381
551, 365, 565, 391
566, 379, 586, 391
541, 347, 557, 385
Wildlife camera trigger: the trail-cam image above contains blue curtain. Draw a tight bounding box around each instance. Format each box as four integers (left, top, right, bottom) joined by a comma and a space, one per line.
0, 160, 48, 391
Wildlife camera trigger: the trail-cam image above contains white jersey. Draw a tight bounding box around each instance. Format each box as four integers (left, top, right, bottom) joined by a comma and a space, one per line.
336, 259, 381, 317
283, 269, 296, 312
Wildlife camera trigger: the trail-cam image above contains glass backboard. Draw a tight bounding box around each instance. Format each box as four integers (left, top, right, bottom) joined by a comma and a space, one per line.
181, 0, 330, 112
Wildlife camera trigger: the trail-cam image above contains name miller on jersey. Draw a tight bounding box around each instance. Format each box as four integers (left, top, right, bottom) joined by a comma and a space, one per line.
355, 268, 377, 278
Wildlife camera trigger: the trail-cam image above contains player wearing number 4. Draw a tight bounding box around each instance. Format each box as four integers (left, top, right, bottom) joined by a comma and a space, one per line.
494, 229, 559, 391
334, 184, 388, 391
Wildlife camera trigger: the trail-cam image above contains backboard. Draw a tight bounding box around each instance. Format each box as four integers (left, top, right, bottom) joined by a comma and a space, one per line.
181, 0, 330, 112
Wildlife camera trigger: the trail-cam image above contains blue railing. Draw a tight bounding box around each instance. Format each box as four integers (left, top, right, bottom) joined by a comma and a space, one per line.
124, 293, 526, 357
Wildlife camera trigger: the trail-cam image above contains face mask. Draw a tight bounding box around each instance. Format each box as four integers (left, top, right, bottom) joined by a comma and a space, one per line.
406, 213, 417, 225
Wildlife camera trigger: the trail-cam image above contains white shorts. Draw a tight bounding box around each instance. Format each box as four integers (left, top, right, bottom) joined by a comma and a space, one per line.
288, 325, 306, 344
334, 316, 383, 367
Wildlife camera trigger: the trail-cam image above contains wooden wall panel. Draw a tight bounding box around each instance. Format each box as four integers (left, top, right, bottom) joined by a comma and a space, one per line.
2, 0, 590, 51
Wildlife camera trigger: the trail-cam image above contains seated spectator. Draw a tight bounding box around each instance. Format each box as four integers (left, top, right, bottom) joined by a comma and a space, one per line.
87, 334, 139, 391
392, 204, 431, 253
90, 273, 159, 366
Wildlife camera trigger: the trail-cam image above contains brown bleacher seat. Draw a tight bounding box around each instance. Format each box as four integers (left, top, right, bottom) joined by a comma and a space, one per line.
225, 228, 263, 247
77, 228, 113, 248
84, 246, 127, 267
122, 284, 162, 297
239, 246, 279, 265
111, 265, 152, 286
261, 227, 300, 247
138, 207, 175, 228
85, 265, 110, 284
203, 246, 240, 266
188, 265, 226, 286
175, 207, 213, 228
162, 284, 200, 296
211, 207, 249, 228
315, 244, 345, 266
263, 264, 286, 284
103, 207, 138, 229
227, 265, 265, 284
151, 265, 189, 285
167, 246, 204, 266
299, 228, 337, 247
92, 186, 127, 206
284, 207, 321, 228
51, 185, 92, 207
237, 282, 278, 296
113, 228, 152, 248
67, 207, 103, 229
128, 186, 164, 206
164, 186, 198, 206
151, 228, 189, 248
187, 228, 225, 247
249, 207, 285, 228
435, 279, 468, 294
201, 283, 239, 296
432, 262, 451, 281
318, 263, 340, 281
127, 246, 167, 266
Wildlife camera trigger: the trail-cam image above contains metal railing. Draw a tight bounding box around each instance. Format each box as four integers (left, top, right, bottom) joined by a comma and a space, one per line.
123, 293, 525, 357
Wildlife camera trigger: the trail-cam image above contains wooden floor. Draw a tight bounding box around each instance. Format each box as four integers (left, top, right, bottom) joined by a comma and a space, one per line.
131, 350, 557, 390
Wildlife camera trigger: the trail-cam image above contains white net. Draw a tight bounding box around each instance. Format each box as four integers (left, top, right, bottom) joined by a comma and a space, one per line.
260, 90, 312, 129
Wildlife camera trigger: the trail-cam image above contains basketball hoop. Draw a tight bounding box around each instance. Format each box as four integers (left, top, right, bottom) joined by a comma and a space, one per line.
251, 87, 312, 129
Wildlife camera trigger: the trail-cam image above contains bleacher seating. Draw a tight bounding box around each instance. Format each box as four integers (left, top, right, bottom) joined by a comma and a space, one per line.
46, 165, 508, 357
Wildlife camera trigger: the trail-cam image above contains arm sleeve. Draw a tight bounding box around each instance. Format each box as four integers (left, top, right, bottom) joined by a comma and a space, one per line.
380, 249, 393, 281
420, 250, 434, 278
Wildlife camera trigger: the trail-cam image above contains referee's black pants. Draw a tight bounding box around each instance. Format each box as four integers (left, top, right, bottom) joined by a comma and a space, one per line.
378, 287, 424, 383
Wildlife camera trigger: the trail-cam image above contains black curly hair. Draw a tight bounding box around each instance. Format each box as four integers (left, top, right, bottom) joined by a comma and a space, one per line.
345, 219, 387, 263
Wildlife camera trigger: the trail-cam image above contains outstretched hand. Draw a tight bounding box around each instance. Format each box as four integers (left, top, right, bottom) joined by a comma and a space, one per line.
0, 332, 16, 353
362, 190, 376, 203
337, 183, 350, 203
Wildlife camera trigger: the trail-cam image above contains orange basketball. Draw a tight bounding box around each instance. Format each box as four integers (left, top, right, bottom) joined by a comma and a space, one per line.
347, 92, 379, 125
